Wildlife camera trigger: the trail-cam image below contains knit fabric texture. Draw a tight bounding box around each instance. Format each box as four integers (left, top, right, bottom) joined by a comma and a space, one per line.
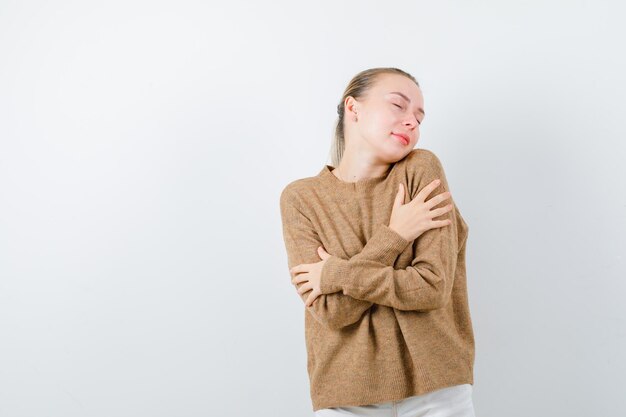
279, 148, 475, 412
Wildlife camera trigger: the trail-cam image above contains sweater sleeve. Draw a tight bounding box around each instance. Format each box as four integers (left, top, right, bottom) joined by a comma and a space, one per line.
279, 190, 410, 330
318, 152, 462, 312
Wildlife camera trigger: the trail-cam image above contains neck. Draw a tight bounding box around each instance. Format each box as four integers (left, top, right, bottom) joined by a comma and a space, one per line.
333, 153, 391, 183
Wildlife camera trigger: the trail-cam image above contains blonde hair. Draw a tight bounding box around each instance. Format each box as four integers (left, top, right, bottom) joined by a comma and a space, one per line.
330, 67, 420, 167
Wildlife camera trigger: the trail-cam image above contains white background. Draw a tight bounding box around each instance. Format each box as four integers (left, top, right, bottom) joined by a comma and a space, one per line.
1, 1, 625, 416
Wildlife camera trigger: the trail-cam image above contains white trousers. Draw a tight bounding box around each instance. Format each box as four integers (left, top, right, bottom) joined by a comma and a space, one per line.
314, 384, 475, 417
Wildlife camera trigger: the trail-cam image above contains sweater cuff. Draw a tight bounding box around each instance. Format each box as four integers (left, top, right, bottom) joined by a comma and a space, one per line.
320, 255, 349, 294
359, 223, 411, 265
319, 224, 410, 294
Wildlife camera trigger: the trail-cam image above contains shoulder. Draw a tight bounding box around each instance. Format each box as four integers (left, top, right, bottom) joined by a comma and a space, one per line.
399, 148, 451, 200
279, 175, 318, 209
403, 147, 444, 174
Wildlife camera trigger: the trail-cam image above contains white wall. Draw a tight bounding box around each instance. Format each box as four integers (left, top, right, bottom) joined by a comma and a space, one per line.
1, 1, 625, 416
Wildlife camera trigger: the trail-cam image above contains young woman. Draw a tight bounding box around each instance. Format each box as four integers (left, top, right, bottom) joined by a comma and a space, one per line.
279, 67, 475, 416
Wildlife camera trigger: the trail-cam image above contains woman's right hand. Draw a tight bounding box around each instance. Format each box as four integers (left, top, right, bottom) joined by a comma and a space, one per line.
388, 179, 454, 242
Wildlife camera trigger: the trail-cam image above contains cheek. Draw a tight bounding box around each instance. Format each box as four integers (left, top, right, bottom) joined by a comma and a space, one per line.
359, 112, 397, 144
369, 112, 396, 132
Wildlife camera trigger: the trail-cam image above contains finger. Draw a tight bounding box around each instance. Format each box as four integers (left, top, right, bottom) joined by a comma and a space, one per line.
429, 203, 454, 218
414, 179, 442, 203
318, 248, 331, 260
297, 282, 311, 295
305, 291, 318, 307
291, 273, 308, 285
430, 219, 452, 228
425, 190, 452, 209
290, 264, 309, 275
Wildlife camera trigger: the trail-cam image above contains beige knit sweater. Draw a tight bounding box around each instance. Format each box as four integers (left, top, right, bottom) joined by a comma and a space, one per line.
279, 148, 475, 412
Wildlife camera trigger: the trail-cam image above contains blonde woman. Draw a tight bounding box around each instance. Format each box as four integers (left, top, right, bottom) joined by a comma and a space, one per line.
280, 67, 475, 416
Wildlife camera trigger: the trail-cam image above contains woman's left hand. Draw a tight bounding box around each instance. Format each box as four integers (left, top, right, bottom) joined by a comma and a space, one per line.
290, 246, 332, 307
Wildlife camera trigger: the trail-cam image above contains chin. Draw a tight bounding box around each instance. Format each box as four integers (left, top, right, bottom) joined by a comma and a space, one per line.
380, 147, 411, 164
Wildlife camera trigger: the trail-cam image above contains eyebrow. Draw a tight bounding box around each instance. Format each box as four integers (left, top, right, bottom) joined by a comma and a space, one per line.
388, 91, 426, 116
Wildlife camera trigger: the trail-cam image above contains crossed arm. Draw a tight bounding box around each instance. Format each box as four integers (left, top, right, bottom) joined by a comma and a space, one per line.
280, 197, 409, 330
279, 154, 462, 330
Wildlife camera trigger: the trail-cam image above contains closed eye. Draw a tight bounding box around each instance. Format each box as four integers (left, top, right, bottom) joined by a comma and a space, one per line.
393, 102, 422, 125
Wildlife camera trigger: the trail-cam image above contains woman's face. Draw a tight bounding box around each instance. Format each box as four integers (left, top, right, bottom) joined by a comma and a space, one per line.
346, 73, 425, 162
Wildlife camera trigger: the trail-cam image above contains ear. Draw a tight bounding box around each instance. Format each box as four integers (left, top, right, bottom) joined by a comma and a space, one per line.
345, 96, 358, 116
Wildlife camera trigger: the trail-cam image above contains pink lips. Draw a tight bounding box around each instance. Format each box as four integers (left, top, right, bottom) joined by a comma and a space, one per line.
392, 133, 409, 146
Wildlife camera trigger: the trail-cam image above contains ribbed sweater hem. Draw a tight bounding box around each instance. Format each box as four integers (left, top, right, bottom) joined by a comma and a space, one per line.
311, 370, 474, 412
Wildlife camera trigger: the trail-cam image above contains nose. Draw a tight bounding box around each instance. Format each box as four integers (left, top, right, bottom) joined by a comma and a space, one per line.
404, 117, 418, 129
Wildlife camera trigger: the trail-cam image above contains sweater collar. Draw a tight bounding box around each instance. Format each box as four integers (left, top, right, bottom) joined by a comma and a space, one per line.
317, 164, 393, 191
